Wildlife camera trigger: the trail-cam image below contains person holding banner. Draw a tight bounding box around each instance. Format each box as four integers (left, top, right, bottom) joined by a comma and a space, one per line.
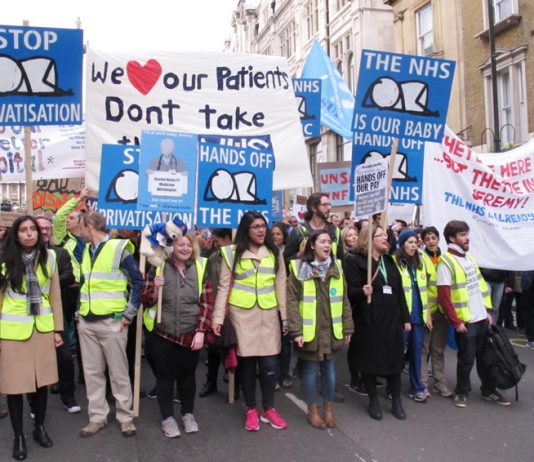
141, 233, 212, 438
284, 193, 343, 263
344, 223, 411, 421
393, 229, 433, 403
437, 220, 510, 408
77, 212, 143, 438
287, 230, 353, 429
212, 211, 288, 432
0, 216, 64, 460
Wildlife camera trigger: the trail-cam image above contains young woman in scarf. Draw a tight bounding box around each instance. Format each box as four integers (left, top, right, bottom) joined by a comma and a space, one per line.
287, 229, 353, 429
0, 216, 64, 460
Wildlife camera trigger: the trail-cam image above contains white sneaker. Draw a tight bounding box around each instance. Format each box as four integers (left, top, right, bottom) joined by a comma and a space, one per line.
181, 413, 199, 433
161, 417, 180, 438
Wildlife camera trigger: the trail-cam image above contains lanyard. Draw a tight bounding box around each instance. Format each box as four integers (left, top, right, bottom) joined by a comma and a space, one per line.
371, 255, 388, 285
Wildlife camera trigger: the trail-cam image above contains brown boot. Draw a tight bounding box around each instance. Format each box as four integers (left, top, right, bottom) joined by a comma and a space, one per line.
307, 404, 326, 429
324, 401, 335, 428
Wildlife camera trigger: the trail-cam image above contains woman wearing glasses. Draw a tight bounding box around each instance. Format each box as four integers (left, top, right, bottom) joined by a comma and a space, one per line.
343, 223, 411, 421
213, 211, 288, 432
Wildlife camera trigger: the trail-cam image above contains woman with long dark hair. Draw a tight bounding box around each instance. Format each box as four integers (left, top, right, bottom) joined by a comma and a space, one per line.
213, 211, 288, 432
0, 216, 63, 460
287, 230, 353, 429
343, 223, 410, 421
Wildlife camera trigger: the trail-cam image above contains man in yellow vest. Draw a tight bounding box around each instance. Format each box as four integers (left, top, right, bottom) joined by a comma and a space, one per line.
77, 212, 144, 438
437, 220, 510, 408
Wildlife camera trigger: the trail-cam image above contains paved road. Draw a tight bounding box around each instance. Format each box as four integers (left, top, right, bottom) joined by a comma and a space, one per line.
1, 329, 533, 462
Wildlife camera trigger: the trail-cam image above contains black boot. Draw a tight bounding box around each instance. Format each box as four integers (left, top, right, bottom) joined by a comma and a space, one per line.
392, 398, 407, 420
368, 396, 383, 420
33, 425, 53, 448
199, 381, 217, 398
13, 435, 27, 460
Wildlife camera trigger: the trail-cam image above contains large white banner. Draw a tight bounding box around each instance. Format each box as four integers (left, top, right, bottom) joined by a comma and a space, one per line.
85, 49, 312, 191
424, 127, 534, 270
0, 124, 85, 181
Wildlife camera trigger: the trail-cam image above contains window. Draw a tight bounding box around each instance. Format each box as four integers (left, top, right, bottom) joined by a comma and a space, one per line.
279, 21, 296, 58
493, 0, 514, 22
416, 4, 433, 56
482, 48, 528, 147
337, 60, 343, 77
304, 0, 319, 39
347, 52, 355, 93
337, 0, 350, 11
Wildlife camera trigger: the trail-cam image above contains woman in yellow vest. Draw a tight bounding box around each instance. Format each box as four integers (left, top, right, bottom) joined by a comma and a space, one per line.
394, 229, 433, 403
140, 233, 210, 438
0, 216, 63, 460
287, 230, 353, 429
213, 211, 288, 432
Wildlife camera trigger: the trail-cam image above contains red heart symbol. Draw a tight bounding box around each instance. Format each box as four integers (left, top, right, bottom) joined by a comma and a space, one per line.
126, 59, 162, 95
298, 211, 305, 220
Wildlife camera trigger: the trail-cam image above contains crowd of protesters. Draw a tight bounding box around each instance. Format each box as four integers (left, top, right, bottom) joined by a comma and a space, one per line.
1, 189, 534, 460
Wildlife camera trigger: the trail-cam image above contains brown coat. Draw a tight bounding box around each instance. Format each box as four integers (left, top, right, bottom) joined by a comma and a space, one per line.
287, 260, 354, 361
213, 246, 287, 357
0, 268, 63, 394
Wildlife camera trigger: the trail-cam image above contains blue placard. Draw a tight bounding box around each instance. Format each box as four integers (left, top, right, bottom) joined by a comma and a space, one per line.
137, 130, 197, 214
292, 78, 321, 138
350, 134, 424, 205
352, 50, 455, 142
197, 135, 274, 228
0, 25, 83, 126
95, 144, 193, 230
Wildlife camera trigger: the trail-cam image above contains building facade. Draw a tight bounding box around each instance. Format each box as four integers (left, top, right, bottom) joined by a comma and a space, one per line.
228, 0, 395, 199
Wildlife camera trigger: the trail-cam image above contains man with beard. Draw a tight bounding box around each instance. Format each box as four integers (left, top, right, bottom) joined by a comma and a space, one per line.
284, 193, 343, 263
437, 220, 510, 408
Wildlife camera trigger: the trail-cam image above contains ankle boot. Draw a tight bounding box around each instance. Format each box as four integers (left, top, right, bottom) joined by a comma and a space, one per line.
392, 398, 407, 420
13, 434, 27, 460
307, 404, 326, 429
33, 425, 53, 448
368, 396, 383, 420
323, 401, 335, 428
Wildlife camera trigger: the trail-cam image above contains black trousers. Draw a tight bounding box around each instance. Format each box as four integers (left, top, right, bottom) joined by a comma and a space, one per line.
8, 387, 47, 436
238, 355, 277, 410
362, 374, 400, 399
151, 333, 199, 419
56, 314, 75, 401
454, 319, 496, 396
205, 344, 223, 384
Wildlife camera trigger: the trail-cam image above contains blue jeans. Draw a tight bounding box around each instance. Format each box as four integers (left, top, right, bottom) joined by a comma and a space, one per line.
405, 324, 426, 394
299, 358, 335, 405
488, 281, 504, 326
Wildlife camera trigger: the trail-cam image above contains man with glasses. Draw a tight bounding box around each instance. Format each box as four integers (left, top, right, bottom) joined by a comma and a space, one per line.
284, 192, 343, 263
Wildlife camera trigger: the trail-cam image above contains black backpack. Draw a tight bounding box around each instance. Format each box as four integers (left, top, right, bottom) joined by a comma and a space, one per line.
481, 325, 526, 400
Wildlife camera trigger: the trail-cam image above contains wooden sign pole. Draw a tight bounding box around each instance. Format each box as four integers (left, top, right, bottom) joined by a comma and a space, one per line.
379, 138, 399, 230
366, 216, 373, 304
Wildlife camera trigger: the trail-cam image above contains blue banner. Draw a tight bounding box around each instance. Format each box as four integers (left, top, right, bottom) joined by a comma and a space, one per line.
137, 130, 197, 214
301, 41, 354, 139
351, 135, 424, 205
197, 135, 274, 228
352, 50, 455, 142
292, 78, 321, 138
0, 25, 83, 125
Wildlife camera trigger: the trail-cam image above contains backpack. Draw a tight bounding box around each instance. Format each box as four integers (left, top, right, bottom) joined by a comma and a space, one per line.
481, 325, 526, 400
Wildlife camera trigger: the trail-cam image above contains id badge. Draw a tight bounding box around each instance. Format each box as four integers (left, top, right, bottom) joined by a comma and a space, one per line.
383, 285, 392, 295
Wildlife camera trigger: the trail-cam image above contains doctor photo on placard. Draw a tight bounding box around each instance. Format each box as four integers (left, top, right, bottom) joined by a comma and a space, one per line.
148, 138, 188, 174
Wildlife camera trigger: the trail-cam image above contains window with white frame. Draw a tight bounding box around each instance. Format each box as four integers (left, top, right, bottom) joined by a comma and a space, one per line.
493, 0, 515, 22
347, 52, 355, 93
416, 4, 433, 56
304, 0, 319, 39
483, 49, 528, 147
279, 21, 296, 58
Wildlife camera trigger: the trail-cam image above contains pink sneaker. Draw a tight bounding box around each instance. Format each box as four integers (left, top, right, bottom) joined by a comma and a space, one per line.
245, 408, 260, 431
260, 408, 288, 430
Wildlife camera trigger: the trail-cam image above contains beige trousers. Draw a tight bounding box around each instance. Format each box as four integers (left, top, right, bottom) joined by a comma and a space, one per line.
78, 317, 133, 423
421, 311, 450, 387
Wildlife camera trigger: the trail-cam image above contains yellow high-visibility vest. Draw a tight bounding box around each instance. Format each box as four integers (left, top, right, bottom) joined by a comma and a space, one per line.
420, 251, 441, 314
0, 249, 56, 340
221, 245, 278, 309
289, 259, 344, 342
144, 257, 207, 332
79, 239, 133, 316
394, 255, 430, 324
439, 252, 492, 323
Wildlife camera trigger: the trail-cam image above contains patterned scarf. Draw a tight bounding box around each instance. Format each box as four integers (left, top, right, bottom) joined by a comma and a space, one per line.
22, 251, 42, 315
298, 257, 332, 281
